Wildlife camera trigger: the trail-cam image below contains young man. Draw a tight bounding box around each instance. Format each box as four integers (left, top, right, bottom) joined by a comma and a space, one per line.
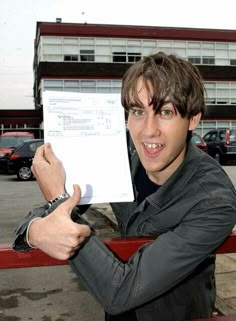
13, 52, 236, 321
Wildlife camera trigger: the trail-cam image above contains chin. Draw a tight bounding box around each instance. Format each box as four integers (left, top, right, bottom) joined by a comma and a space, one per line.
141, 160, 160, 172
148, 155, 168, 169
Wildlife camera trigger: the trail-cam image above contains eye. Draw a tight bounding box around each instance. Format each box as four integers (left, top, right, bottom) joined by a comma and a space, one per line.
159, 109, 174, 118
130, 108, 146, 117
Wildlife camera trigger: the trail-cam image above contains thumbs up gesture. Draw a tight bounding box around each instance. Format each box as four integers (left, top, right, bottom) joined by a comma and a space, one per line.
28, 184, 91, 260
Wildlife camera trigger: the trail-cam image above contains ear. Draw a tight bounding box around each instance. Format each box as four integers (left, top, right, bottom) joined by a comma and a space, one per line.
188, 113, 201, 131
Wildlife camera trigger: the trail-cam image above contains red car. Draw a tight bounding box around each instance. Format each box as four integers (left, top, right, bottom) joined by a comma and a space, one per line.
191, 133, 208, 153
0, 131, 34, 171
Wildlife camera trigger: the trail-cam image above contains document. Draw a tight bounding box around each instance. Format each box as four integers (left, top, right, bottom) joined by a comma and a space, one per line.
42, 91, 134, 205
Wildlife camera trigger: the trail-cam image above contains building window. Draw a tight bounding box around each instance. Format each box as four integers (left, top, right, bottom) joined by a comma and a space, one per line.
80, 50, 95, 62
64, 55, 78, 61
2, 124, 11, 129
64, 80, 79, 92
128, 52, 141, 62
188, 56, 201, 64
80, 80, 96, 93
39, 36, 236, 66
202, 56, 215, 65
43, 79, 122, 95
113, 52, 141, 63
206, 98, 216, 104
113, 52, 126, 62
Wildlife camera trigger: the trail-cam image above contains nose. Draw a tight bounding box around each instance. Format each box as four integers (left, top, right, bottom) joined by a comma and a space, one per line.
143, 113, 161, 137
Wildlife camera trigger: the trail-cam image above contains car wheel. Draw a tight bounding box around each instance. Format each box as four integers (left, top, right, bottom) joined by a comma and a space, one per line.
17, 166, 32, 181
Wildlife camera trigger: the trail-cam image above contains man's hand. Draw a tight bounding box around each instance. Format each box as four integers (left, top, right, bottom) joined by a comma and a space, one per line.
31, 143, 66, 201
28, 185, 91, 260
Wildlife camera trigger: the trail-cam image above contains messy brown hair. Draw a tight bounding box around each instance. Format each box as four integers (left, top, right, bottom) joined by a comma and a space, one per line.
121, 52, 206, 118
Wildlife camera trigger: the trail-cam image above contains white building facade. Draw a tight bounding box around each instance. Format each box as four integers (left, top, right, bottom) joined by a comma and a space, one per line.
34, 22, 236, 135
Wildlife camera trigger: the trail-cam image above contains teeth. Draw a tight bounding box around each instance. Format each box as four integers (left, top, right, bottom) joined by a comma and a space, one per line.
144, 143, 162, 149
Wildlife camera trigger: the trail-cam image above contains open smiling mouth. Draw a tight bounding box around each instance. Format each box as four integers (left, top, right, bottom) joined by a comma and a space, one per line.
143, 142, 164, 158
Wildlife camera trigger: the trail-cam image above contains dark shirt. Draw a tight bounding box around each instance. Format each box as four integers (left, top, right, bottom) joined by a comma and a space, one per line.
135, 163, 160, 205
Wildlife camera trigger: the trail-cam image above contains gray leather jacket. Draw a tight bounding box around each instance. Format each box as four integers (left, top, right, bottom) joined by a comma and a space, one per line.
13, 142, 236, 321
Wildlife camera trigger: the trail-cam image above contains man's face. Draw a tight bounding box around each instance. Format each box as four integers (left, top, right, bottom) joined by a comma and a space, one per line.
127, 78, 200, 185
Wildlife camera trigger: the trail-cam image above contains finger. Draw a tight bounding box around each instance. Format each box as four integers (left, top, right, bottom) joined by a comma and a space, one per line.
78, 225, 91, 238
71, 243, 81, 253
31, 164, 35, 176
70, 184, 81, 206
34, 143, 48, 160
32, 145, 49, 173
62, 184, 81, 212
42, 143, 59, 164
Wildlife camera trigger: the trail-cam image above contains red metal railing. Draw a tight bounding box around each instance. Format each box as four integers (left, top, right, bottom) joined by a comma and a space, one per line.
1, 232, 236, 269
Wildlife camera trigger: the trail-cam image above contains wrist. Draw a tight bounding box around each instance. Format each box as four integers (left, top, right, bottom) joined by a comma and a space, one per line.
26, 217, 42, 248
46, 189, 66, 202
47, 192, 70, 208
46, 192, 71, 214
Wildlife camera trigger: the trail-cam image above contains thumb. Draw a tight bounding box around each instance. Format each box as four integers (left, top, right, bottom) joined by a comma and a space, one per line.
70, 184, 81, 206
62, 184, 81, 214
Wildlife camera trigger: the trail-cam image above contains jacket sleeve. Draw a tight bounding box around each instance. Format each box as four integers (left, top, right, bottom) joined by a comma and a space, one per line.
12, 205, 47, 251
69, 202, 236, 315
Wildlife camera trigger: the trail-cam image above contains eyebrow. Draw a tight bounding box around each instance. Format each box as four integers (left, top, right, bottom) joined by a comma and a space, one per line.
161, 100, 172, 106
128, 99, 173, 111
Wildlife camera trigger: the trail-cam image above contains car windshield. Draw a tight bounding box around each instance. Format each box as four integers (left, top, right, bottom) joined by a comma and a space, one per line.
230, 130, 236, 141
0, 136, 32, 148
12, 143, 25, 153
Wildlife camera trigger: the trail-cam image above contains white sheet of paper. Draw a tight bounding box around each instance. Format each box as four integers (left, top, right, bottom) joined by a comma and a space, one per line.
42, 91, 134, 205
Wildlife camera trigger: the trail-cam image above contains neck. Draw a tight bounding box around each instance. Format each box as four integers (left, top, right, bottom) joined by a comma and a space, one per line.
146, 170, 164, 186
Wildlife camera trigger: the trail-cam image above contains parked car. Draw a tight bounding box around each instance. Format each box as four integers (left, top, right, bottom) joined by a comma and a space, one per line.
7, 139, 44, 180
203, 128, 236, 164
191, 133, 208, 153
0, 131, 35, 171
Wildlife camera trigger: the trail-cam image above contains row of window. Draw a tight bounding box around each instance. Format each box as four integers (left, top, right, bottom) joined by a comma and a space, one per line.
63, 52, 236, 65
38, 36, 236, 66
1, 121, 235, 138
64, 51, 145, 63
42, 79, 236, 104
0, 124, 41, 129
196, 120, 236, 136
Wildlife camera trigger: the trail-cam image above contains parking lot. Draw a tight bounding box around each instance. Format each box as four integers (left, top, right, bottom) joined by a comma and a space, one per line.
0, 173, 44, 244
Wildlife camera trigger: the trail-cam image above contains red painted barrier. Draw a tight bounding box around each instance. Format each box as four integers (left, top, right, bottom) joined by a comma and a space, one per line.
1, 232, 236, 269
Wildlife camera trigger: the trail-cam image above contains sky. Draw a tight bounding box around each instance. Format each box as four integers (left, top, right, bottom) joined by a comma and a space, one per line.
0, 0, 236, 110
